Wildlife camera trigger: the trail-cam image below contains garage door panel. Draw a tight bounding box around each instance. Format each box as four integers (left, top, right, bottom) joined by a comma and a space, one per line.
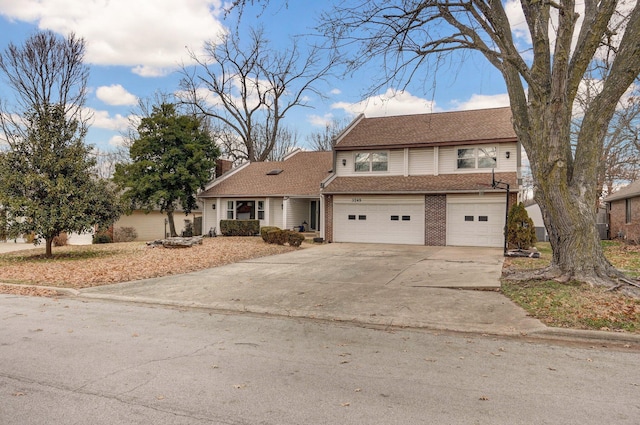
447, 196, 505, 247
334, 197, 425, 245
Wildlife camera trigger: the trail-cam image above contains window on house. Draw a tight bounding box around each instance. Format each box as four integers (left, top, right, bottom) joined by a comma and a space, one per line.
236, 200, 255, 220
479, 216, 488, 222
457, 147, 497, 169
358, 215, 367, 220
626, 199, 632, 224
402, 216, 410, 221
391, 215, 399, 221
348, 215, 356, 220
465, 216, 474, 221
226, 201, 234, 219
354, 151, 388, 172
257, 201, 264, 220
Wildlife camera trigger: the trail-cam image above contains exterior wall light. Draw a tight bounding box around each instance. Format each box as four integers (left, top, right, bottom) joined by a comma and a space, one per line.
342, 158, 347, 166
505, 151, 511, 159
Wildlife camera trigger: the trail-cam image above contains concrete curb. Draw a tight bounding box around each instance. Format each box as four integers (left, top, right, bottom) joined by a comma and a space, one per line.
4, 282, 639, 346
76, 291, 640, 346
0, 282, 80, 297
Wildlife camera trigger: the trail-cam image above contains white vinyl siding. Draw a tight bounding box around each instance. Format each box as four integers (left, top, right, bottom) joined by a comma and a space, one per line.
285, 198, 309, 230
408, 148, 434, 175
269, 198, 284, 229
333, 195, 425, 245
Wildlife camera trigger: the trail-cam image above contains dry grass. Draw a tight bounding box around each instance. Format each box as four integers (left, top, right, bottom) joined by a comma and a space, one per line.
0, 237, 297, 291
502, 241, 640, 333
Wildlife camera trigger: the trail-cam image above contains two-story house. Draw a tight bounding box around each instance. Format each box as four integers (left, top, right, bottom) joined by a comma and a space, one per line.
320, 107, 520, 247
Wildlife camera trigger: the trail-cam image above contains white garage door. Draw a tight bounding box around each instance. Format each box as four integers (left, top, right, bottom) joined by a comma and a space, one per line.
333, 196, 425, 245
447, 194, 505, 247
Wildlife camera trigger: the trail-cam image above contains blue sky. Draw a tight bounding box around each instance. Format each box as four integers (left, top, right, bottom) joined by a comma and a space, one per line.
0, 0, 511, 153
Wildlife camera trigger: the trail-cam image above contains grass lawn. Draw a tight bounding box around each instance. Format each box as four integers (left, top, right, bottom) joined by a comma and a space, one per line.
502, 241, 640, 333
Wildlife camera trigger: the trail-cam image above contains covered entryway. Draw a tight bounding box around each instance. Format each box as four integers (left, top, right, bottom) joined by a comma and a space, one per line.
446, 194, 505, 247
333, 195, 425, 244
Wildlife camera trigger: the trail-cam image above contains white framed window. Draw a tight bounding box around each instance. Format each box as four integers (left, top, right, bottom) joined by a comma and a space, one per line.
258, 201, 265, 220
226, 201, 234, 219
354, 151, 388, 172
457, 147, 497, 169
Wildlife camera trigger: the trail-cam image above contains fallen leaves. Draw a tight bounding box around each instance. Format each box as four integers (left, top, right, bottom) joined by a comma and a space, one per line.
0, 237, 297, 292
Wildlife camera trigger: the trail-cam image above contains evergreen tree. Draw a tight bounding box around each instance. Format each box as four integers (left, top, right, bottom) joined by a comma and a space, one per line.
507, 203, 537, 250
0, 104, 122, 256
114, 103, 220, 237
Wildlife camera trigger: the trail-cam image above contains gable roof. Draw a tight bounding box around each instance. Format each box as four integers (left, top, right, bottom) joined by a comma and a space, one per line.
603, 180, 640, 202
335, 107, 516, 150
198, 150, 333, 198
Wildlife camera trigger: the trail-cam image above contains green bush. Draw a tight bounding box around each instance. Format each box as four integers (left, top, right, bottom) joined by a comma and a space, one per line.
92, 232, 112, 244
219, 219, 260, 236
507, 202, 536, 249
260, 226, 281, 242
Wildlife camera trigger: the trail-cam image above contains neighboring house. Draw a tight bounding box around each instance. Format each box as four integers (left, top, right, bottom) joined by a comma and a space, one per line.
525, 203, 549, 242
112, 160, 233, 241
198, 150, 333, 235
320, 107, 520, 247
604, 180, 640, 242
114, 209, 202, 241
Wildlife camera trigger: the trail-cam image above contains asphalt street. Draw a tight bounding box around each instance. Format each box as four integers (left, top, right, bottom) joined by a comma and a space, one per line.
1, 295, 639, 425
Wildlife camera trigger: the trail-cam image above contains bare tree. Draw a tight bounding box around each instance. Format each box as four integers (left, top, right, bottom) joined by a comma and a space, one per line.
318, 1, 640, 288
598, 92, 640, 198
0, 30, 90, 147
306, 118, 350, 151
179, 26, 333, 163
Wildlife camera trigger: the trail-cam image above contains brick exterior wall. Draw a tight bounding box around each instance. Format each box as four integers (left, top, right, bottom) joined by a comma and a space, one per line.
609, 197, 640, 242
324, 195, 333, 242
425, 195, 447, 246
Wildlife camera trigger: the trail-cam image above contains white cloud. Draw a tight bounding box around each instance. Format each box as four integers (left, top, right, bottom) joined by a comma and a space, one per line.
0, 0, 227, 76
451, 93, 510, 110
332, 88, 438, 117
108, 135, 126, 147
308, 113, 334, 127
84, 107, 131, 132
329, 88, 342, 95
505, 0, 530, 44
96, 84, 138, 106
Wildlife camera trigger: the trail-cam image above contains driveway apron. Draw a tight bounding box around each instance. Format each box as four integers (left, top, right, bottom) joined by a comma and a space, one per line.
80, 243, 546, 335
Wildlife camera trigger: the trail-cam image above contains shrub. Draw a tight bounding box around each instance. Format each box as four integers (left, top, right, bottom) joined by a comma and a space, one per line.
113, 226, 138, 242
52, 232, 68, 247
264, 229, 304, 247
507, 202, 536, 249
265, 229, 287, 245
260, 226, 280, 242
287, 231, 305, 247
92, 232, 112, 244
219, 220, 260, 236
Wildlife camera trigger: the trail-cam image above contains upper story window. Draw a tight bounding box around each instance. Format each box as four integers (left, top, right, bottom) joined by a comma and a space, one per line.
457, 147, 497, 169
355, 152, 388, 172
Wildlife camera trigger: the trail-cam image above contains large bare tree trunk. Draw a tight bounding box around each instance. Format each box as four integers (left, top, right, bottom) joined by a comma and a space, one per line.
166, 209, 178, 238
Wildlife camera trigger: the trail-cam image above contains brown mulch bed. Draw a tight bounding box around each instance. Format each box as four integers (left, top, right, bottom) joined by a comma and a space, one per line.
0, 237, 297, 291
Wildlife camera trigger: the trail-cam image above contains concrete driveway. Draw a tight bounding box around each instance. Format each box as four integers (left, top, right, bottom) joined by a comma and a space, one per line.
81, 243, 546, 335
